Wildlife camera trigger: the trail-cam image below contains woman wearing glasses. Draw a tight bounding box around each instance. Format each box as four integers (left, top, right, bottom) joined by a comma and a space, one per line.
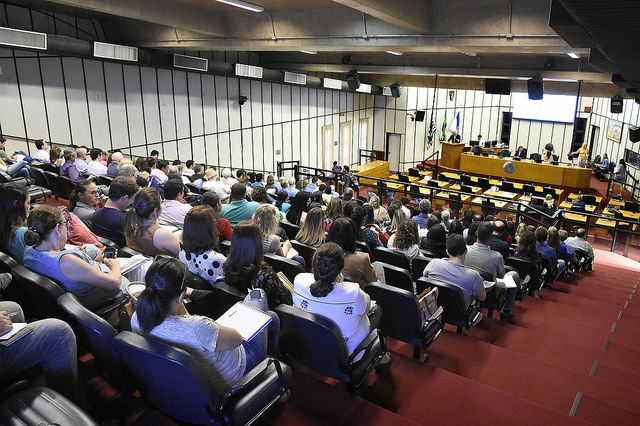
132, 256, 269, 395
22, 205, 126, 309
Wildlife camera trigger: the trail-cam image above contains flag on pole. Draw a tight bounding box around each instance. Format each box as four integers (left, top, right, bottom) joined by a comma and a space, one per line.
427, 113, 436, 148
456, 112, 460, 132
441, 110, 447, 141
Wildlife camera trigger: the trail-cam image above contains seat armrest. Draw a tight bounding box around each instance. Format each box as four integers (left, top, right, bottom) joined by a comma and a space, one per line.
346, 328, 385, 387
422, 306, 444, 349
217, 357, 291, 426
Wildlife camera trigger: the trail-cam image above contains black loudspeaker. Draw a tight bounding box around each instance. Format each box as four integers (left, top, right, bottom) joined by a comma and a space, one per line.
346, 70, 360, 90
527, 77, 544, 100
611, 95, 623, 114
571, 117, 587, 149
415, 110, 425, 122
500, 112, 512, 146
630, 126, 640, 143
390, 83, 401, 98
485, 78, 511, 95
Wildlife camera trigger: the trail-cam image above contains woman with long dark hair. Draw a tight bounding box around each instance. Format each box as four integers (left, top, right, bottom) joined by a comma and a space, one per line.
285, 191, 310, 226
131, 256, 270, 395
326, 217, 377, 288
222, 220, 292, 310
0, 183, 30, 262
124, 187, 180, 256
179, 205, 226, 285
293, 242, 391, 365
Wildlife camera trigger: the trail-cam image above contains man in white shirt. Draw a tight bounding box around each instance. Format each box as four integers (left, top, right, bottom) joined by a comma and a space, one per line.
220, 167, 238, 187
202, 168, 231, 202
288, 177, 299, 194
33, 139, 50, 163
74, 147, 89, 174
149, 159, 169, 185
87, 148, 108, 177
158, 179, 192, 229
183, 160, 195, 178
565, 228, 595, 261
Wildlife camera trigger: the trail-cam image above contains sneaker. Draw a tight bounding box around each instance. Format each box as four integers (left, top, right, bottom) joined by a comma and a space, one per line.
500, 310, 514, 322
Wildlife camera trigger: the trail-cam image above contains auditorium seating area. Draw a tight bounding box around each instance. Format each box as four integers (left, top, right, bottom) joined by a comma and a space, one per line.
1, 152, 640, 425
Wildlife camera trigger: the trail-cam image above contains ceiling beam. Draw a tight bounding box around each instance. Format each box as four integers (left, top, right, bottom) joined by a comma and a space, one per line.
37, 0, 230, 36
331, 0, 430, 32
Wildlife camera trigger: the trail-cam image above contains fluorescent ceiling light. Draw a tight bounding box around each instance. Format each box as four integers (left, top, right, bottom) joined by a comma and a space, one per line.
300, 50, 317, 55
567, 52, 580, 59
323, 78, 342, 90
216, 0, 264, 12
461, 51, 477, 57
356, 83, 372, 93
385, 50, 403, 56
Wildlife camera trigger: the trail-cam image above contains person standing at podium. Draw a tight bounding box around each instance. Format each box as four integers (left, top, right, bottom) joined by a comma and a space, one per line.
448, 130, 461, 144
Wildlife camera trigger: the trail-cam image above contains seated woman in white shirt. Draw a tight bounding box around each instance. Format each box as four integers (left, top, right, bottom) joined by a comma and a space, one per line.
131, 256, 269, 395
293, 242, 392, 366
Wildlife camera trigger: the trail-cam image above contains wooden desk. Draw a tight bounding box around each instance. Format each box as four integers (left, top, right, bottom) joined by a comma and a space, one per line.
450, 184, 482, 195
560, 212, 589, 224
388, 174, 420, 184
482, 189, 518, 200
353, 161, 390, 185
566, 193, 603, 204
459, 153, 592, 188
602, 209, 640, 220
440, 172, 461, 181
441, 142, 465, 169
418, 179, 449, 189
607, 199, 625, 207
558, 201, 597, 213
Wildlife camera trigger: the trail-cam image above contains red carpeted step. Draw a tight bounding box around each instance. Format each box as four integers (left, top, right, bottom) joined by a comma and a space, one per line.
267, 370, 421, 426
572, 393, 640, 425
534, 286, 630, 313
592, 361, 640, 391
465, 316, 640, 388
373, 341, 590, 426
425, 330, 640, 416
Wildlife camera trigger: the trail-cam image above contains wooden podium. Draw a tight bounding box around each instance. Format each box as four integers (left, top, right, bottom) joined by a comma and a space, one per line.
440, 141, 465, 169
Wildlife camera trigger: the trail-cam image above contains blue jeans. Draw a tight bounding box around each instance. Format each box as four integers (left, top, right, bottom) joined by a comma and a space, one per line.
241, 288, 279, 371
0, 301, 77, 399
7, 160, 30, 179
503, 271, 519, 312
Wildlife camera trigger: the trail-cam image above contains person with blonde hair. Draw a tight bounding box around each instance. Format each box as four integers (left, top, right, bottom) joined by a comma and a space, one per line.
368, 194, 387, 223
385, 209, 408, 247
295, 207, 326, 247
252, 205, 293, 258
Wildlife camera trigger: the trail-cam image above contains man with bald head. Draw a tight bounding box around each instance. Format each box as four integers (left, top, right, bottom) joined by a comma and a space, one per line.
488, 219, 510, 260
565, 228, 594, 262
107, 151, 123, 178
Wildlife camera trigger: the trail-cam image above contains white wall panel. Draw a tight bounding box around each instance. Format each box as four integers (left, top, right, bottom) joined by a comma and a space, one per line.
84, 60, 110, 149
140, 67, 161, 150
61, 57, 91, 147
103, 62, 128, 150
229, 130, 242, 168
40, 57, 71, 145
0, 54, 25, 141
15, 57, 48, 145
157, 68, 176, 158
213, 76, 229, 133
172, 70, 191, 162
187, 73, 205, 164
122, 65, 145, 153
227, 78, 240, 132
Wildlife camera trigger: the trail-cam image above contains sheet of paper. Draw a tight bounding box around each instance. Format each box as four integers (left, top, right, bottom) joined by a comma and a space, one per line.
216, 302, 272, 342
0, 323, 28, 341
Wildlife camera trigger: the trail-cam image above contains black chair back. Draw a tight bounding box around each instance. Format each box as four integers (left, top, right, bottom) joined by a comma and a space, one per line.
539, 255, 557, 286
275, 304, 384, 387
218, 239, 231, 256
460, 175, 472, 185
500, 149, 511, 158
411, 256, 432, 282
290, 240, 317, 272
417, 276, 482, 333
522, 183, 536, 194
279, 221, 301, 241
505, 256, 539, 296
582, 194, 597, 205
624, 201, 639, 213
530, 153, 541, 162
398, 174, 409, 183
460, 184, 473, 194
264, 253, 304, 283
0, 251, 18, 273
11, 265, 66, 320
370, 246, 410, 271
372, 261, 413, 292
57, 293, 125, 383
501, 181, 515, 193
43, 170, 64, 198
30, 166, 49, 189
95, 236, 120, 249
97, 175, 113, 187
57, 175, 75, 199
472, 146, 482, 155
408, 168, 420, 177
354, 240, 370, 255
364, 282, 443, 360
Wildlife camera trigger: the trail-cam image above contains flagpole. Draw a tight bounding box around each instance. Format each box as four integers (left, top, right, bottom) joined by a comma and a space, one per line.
427, 75, 438, 150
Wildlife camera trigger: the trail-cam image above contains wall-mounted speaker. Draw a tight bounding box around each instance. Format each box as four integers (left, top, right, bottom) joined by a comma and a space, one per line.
611, 95, 623, 114
630, 126, 640, 143
390, 83, 401, 98
527, 76, 544, 100
500, 111, 512, 146
571, 117, 587, 150
485, 78, 511, 95
346, 70, 360, 90
414, 110, 425, 122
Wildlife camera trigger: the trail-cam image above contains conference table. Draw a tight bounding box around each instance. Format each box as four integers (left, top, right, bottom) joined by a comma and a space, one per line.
353, 160, 390, 184
458, 153, 592, 188
558, 200, 598, 213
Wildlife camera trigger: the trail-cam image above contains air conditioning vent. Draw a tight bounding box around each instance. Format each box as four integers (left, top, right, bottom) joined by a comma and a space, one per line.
94, 42, 138, 62
284, 72, 306, 85
173, 54, 208, 71
323, 78, 342, 90
383, 87, 392, 96
356, 83, 372, 93
0, 27, 46, 50
235, 63, 263, 79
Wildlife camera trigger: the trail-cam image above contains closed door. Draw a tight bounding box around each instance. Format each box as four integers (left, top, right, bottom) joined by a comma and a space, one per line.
387, 133, 401, 172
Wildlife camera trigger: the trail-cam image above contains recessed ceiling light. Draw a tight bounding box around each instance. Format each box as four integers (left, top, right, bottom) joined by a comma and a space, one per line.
300, 50, 317, 55
461, 51, 477, 57
385, 50, 403, 56
567, 52, 580, 59
216, 0, 264, 13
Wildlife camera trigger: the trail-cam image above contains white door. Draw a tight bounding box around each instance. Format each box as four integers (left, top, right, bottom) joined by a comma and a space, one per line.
387, 133, 401, 172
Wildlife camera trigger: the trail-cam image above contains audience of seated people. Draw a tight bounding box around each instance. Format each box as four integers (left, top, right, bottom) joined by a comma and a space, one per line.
0, 147, 617, 419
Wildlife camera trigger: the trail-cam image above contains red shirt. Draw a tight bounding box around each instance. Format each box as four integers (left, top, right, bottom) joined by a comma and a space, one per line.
218, 217, 233, 242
